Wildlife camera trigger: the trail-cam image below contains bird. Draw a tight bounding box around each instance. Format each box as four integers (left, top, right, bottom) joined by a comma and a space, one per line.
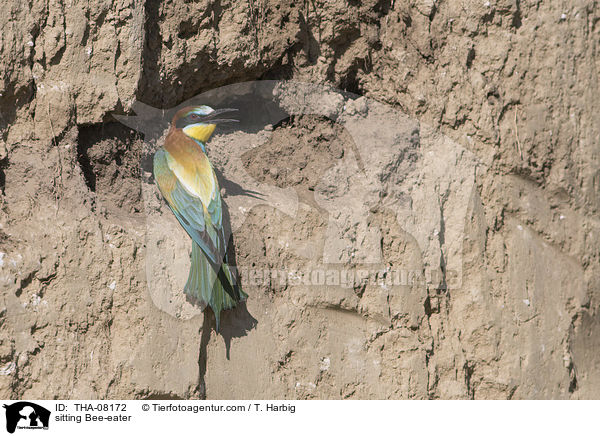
153, 105, 247, 330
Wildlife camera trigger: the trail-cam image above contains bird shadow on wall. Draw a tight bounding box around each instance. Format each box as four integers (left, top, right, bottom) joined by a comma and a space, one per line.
200, 169, 258, 358
195, 188, 257, 398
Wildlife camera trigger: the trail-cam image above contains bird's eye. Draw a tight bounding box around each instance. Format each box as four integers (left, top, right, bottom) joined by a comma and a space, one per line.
190, 113, 200, 120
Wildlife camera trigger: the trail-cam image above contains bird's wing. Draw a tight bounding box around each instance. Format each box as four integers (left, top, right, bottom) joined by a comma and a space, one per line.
153, 148, 225, 265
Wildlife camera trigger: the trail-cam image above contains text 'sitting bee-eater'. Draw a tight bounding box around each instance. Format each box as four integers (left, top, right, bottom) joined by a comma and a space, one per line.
153, 105, 247, 329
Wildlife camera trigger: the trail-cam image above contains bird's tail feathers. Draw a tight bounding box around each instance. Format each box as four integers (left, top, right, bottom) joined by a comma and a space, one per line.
184, 242, 247, 330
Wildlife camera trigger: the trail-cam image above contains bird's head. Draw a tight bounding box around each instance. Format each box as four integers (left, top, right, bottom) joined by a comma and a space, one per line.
172, 105, 238, 143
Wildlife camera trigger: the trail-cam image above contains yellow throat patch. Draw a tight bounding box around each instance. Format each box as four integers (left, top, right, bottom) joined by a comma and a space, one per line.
183, 123, 216, 143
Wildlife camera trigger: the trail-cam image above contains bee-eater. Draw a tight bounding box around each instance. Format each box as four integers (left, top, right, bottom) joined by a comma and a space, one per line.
153, 105, 247, 329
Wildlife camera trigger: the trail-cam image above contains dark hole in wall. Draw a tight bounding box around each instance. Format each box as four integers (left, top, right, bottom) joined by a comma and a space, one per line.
511, 0, 522, 28
374, 0, 393, 14
466, 47, 476, 69
260, 50, 296, 81
137, 0, 163, 108
340, 68, 363, 95
464, 362, 475, 399
0, 158, 7, 196
77, 122, 143, 215
511, 10, 522, 28
77, 136, 96, 192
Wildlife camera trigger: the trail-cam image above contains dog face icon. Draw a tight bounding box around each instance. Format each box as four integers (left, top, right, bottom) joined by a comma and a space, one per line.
3, 402, 51, 433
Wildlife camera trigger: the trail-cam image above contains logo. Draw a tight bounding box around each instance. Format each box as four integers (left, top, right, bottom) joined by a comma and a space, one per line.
2, 402, 50, 433
114, 80, 479, 320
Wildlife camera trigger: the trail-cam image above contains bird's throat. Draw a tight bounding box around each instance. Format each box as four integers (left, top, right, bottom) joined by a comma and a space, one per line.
183, 123, 216, 145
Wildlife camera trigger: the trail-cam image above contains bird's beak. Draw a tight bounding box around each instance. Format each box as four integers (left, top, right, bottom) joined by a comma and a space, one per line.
204, 108, 239, 124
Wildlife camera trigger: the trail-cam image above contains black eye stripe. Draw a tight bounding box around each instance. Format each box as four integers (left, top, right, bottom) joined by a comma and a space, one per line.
176, 113, 204, 128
